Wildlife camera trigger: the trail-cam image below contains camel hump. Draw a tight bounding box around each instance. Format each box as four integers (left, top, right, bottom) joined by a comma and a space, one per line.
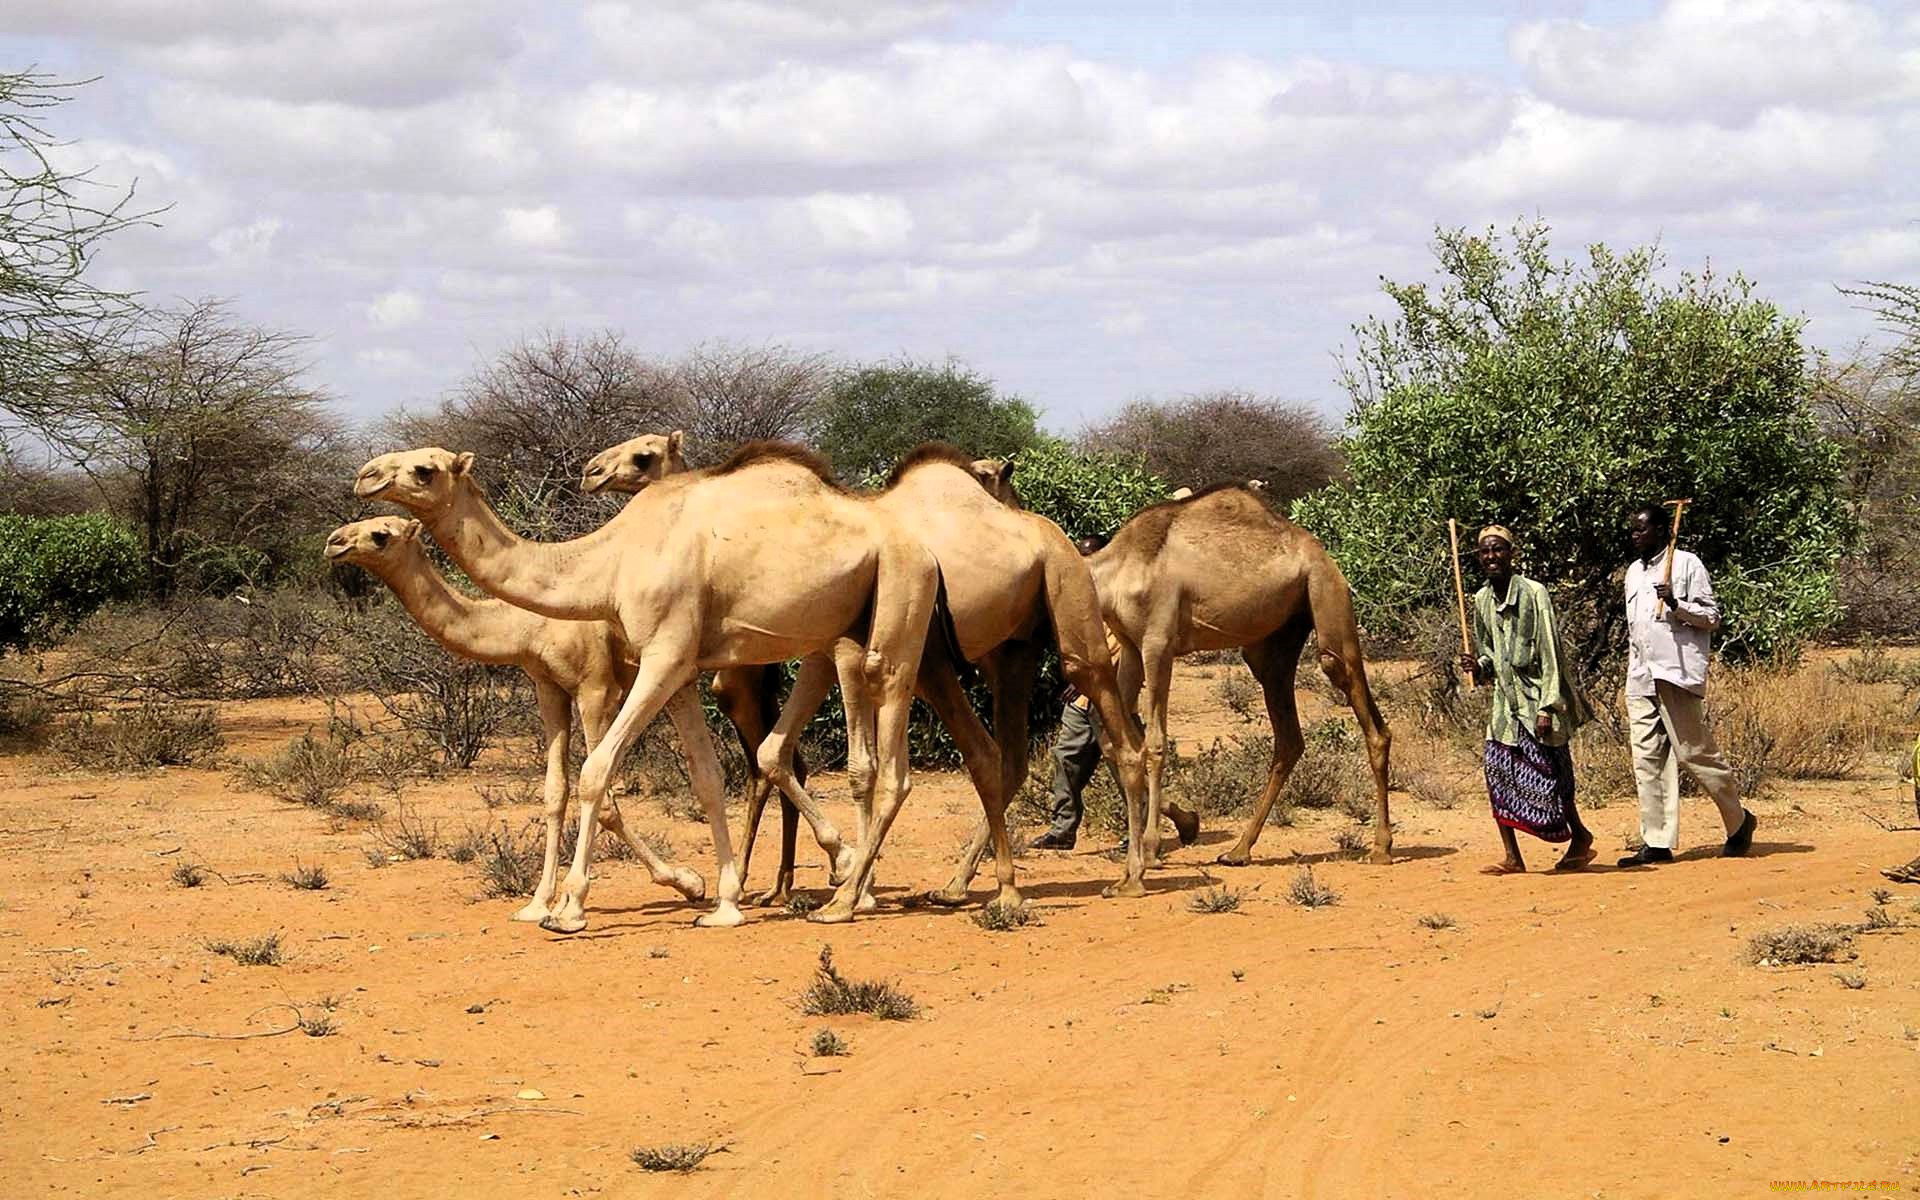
884, 442, 976, 488
712, 440, 844, 489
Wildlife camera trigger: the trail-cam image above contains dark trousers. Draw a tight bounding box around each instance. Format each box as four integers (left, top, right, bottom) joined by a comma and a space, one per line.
1045, 702, 1109, 838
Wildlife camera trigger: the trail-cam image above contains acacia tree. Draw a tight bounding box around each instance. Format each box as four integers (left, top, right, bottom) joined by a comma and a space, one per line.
385, 330, 680, 540
16, 301, 347, 596
669, 340, 831, 461
1820, 282, 1920, 635
0, 71, 153, 411
1081, 391, 1339, 503
813, 358, 1039, 480
1295, 221, 1852, 665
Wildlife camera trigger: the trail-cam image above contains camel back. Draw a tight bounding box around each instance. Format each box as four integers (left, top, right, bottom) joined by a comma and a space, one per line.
884, 442, 976, 488
711, 440, 847, 491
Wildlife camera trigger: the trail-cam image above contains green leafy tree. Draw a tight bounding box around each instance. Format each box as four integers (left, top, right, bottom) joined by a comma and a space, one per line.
1003, 437, 1171, 541
1294, 221, 1852, 665
0, 512, 140, 650
813, 359, 1039, 480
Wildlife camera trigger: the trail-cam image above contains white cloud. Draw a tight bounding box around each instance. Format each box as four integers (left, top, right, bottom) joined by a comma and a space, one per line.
208, 217, 281, 265
1833, 226, 1920, 274
499, 205, 567, 249
798, 192, 915, 253
367, 288, 424, 328
1511, 0, 1915, 121
581, 0, 967, 83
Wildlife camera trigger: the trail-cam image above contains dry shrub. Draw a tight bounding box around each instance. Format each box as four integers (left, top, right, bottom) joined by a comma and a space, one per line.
0, 684, 56, 744
1401, 767, 1462, 810
1284, 720, 1369, 813
1331, 824, 1370, 858
205, 932, 283, 966
54, 701, 223, 770
973, 900, 1037, 931
237, 724, 362, 810
1189, 885, 1242, 913
631, 1142, 722, 1173
799, 946, 917, 1020
1213, 672, 1261, 723
61, 591, 335, 701
1286, 865, 1340, 908
1167, 733, 1278, 824
1570, 721, 1638, 805
1746, 924, 1855, 965
376, 803, 441, 860
281, 862, 329, 890
475, 824, 543, 898
810, 1028, 849, 1057
1717, 666, 1888, 792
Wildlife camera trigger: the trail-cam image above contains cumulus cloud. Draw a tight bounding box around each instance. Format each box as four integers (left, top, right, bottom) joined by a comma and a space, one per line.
1511, 0, 1917, 121
367, 288, 424, 328
580, 0, 968, 82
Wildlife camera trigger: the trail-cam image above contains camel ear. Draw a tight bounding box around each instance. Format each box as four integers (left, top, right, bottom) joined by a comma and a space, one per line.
401, 519, 423, 542
453, 451, 475, 477
668, 430, 684, 454
996, 461, 1014, 487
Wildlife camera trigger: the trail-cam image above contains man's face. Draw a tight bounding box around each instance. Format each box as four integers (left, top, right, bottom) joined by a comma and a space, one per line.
1628, 512, 1661, 560
1475, 536, 1514, 582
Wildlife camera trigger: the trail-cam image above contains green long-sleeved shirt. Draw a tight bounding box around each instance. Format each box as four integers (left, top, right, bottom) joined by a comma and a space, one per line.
1471, 574, 1592, 747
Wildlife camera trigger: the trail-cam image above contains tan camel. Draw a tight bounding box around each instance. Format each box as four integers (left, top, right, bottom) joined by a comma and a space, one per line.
352, 442, 941, 930
588, 437, 1195, 900
323, 516, 707, 919
1088, 484, 1393, 865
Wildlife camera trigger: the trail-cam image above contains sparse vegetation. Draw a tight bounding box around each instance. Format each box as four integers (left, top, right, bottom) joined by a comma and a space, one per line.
475, 825, 543, 898
171, 862, 207, 888
281, 862, 329, 891
376, 803, 441, 860
1417, 912, 1456, 930
785, 893, 821, 916
205, 932, 284, 966
54, 701, 222, 770
1286, 866, 1340, 908
1746, 924, 1855, 966
1213, 672, 1260, 723
973, 900, 1037, 931
810, 1028, 849, 1057
298, 1010, 339, 1036
630, 1142, 723, 1173
800, 946, 918, 1020
1860, 905, 1896, 931
1188, 885, 1242, 914
1834, 970, 1867, 990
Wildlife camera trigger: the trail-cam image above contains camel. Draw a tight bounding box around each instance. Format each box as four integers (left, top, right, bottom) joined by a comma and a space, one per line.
586, 437, 1197, 901
352, 442, 942, 930
1086, 484, 1392, 865
323, 516, 706, 920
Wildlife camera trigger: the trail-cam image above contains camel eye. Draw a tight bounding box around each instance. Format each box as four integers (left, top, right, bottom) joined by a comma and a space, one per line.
634, 452, 655, 468
413, 464, 436, 482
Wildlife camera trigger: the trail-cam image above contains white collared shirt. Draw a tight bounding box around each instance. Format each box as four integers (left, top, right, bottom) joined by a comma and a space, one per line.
1624, 548, 1719, 697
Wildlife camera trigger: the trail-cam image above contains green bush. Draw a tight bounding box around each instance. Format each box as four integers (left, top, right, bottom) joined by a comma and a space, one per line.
1295, 220, 1853, 666
1005, 437, 1171, 542
0, 513, 143, 651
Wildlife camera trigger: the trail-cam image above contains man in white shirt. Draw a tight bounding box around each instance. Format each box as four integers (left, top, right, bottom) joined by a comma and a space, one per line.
1616, 503, 1758, 866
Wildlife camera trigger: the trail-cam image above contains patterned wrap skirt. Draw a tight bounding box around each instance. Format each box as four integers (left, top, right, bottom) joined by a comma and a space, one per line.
1483, 731, 1575, 843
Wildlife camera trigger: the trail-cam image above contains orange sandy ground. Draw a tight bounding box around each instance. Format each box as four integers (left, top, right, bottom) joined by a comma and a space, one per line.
2, 663, 1917, 1200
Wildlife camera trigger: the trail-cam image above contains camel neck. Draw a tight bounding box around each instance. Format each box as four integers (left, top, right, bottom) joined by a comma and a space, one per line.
424, 480, 617, 621
372, 551, 527, 665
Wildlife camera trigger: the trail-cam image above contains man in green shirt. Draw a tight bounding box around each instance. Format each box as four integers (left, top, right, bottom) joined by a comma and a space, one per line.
1456, 525, 1596, 874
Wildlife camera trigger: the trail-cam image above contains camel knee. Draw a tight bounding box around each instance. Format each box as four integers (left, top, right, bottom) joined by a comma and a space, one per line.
755, 738, 795, 789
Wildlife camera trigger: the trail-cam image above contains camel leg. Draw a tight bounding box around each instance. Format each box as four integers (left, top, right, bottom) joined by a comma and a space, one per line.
1323, 643, 1394, 864
577, 680, 706, 902
514, 680, 578, 924
935, 642, 1039, 903
1131, 630, 1179, 881
664, 685, 747, 927
811, 555, 937, 925
542, 651, 698, 935
716, 666, 801, 904
915, 656, 1019, 910
755, 652, 857, 888
1218, 626, 1310, 866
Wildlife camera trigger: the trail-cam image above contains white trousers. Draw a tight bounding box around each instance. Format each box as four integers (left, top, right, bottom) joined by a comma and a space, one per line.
1628, 680, 1745, 851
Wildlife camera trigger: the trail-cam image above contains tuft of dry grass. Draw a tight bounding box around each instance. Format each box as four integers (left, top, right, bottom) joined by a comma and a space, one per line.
205, 932, 283, 966
1213, 672, 1261, 723
376, 803, 441, 860
171, 862, 207, 888
1569, 721, 1638, 806
1745, 924, 1855, 966
1833, 970, 1867, 990
1286, 866, 1340, 908
281, 862, 329, 891
1717, 666, 1892, 792
800, 946, 917, 1020
1331, 824, 1370, 859
235, 725, 362, 811
1188, 885, 1242, 914
475, 824, 543, 898
810, 1028, 849, 1057
630, 1142, 723, 1173
972, 901, 1037, 931
55, 702, 223, 771
1417, 912, 1456, 930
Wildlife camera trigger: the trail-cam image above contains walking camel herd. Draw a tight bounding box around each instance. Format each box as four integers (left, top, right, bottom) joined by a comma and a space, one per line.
328, 434, 1394, 933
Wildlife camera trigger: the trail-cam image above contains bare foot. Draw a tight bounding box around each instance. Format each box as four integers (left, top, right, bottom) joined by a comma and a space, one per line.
1554, 844, 1597, 872
1478, 861, 1526, 876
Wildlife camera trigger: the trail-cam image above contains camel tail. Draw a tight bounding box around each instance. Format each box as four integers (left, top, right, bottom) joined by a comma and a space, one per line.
929, 566, 977, 689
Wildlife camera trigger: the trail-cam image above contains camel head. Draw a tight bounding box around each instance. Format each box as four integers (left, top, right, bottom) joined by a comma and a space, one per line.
353, 447, 475, 514
581, 430, 687, 494
324, 516, 425, 568
971, 458, 1021, 508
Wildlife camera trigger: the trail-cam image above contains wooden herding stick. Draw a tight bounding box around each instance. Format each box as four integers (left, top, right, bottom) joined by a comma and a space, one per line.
1448, 519, 1474, 689
1657, 497, 1692, 618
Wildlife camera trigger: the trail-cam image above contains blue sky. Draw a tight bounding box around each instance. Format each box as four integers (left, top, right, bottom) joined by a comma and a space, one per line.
5, 0, 1916, 431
